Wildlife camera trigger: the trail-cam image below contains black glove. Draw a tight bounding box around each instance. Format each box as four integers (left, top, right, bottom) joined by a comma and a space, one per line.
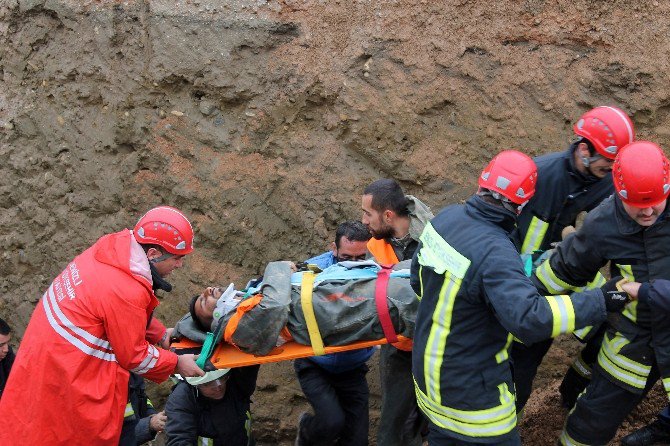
601, 276, 630, 312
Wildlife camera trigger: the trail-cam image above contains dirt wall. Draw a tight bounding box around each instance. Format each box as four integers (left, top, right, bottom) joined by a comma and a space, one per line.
2, 0, 670, 444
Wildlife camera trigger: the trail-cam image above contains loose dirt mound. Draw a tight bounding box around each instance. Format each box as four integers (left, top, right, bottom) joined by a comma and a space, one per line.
3, 1, 670, 444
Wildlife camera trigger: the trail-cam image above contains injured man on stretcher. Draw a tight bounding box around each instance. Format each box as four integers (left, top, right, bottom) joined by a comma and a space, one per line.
172, 260, 418, 356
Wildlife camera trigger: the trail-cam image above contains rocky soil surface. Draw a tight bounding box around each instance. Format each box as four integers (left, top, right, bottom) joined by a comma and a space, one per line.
2, 0, 670, 443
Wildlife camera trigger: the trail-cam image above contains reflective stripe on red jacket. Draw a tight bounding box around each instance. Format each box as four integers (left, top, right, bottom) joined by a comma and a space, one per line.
0, 229, 178, 446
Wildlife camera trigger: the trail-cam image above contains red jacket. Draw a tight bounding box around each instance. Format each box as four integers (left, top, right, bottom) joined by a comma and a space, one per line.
0, 229, 178, 445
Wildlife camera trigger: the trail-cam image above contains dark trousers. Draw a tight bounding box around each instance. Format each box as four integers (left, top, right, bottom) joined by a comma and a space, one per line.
512, 328, 605, 412
294, 358, 369, 446
562, 366, 659, 445
377, 344, 426, 446
511, 338, 553, 412
427, 423, 521, 446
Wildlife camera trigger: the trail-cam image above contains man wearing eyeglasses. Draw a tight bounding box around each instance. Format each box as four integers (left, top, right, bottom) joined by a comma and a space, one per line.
294, 220, 375, 446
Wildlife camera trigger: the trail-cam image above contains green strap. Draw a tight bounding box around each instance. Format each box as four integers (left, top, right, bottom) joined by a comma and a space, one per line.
196, 316, 227, 370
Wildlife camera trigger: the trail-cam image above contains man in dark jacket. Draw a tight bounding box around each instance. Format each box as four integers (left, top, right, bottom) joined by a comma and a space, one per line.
165, 366, 260, 446
0, 318, 15, 401
511, 105, 636, 411
411, 150, 630, 445
528, 142, 670, 445
119, 373, 166, 446
294, 220, 374, 446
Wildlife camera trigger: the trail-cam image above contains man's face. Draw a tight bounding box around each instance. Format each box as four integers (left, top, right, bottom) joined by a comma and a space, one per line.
588, 157, 614, 179
198, 375, 229, 400
622, 200, 667, 227
333, 237, 369, 262
150, 250, 185, 278
0, 333, 11, 361
193, 287, 225, 328
361, 194, 394, 240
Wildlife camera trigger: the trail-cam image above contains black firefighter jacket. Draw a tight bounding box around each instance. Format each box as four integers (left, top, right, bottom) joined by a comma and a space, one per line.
514, 143, 614, 255
165, 365, 259, 446
410, 196, 607, 444
534, 195, 670, 394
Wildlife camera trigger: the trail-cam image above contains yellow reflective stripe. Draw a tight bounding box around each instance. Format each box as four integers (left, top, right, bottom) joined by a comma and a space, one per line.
147, 399, 153, 408
300, 272, 325, 356
495, 333, 513, 364
622, 301, 638, 323
425, 271, 462, 403
597, 332, 650, 389
124, 402, 135, 418
586, 272, 606, 289
545, 295, 576, 337
245, 410, 252, 437
559, 429, 590, 446
573, 325, 592, 341
571, 353, 592, 379
198, 437, 214, 446
418, 223, 471, 278
535, 261, 580, 294
616, 264, 635, 282
521, 216, 549, 254
616, 265, 637, 323
415, 380, 516, 437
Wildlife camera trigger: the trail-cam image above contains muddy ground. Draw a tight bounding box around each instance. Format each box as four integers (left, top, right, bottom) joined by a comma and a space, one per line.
2, 0, 670, 444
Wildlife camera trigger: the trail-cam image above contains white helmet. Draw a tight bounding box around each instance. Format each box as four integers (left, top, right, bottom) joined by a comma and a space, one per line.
185, 369, 231, 386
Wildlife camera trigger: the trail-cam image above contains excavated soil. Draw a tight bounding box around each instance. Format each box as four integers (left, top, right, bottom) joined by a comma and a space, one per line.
2, 0, 670, 444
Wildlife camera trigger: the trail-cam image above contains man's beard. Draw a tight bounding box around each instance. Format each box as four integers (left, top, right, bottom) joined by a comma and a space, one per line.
371, 224, 395, 240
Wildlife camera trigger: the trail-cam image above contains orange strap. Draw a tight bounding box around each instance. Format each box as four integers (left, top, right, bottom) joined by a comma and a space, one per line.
367, 238, 399, 265
223, 294, 264, 345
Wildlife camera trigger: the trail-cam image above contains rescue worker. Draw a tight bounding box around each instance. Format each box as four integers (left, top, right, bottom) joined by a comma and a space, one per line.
165, 366, 260, 446
411, 150, 630, 445
361, 178, 433, 446
0, 206, 204, 446
550, 142, 670, 445
0, 317, 15, 400
294, 220, 374, 446
511, 105, 636, 411
119, 373, 166, 446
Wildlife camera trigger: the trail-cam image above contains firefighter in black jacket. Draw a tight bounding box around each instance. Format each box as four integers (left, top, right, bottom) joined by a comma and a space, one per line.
410, 150, 630, 445
511, 105, 636, 411
532, 141, 670, 445
165, 366, 259, 446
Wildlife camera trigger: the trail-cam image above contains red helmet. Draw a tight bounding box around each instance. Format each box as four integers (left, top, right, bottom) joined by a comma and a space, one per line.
478, 150, 537, 205
134, 206, 194, 255
613, 141, 670, 208
573, 106, 635, 160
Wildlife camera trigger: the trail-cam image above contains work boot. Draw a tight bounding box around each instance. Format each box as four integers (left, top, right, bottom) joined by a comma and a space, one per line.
294, 411, 310, 446
620, 420, 670, 446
